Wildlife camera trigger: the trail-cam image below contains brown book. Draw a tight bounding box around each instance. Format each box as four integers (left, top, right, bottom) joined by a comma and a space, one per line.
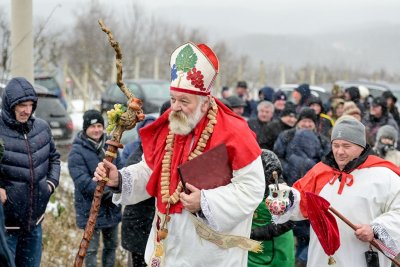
178, 143, 233, 192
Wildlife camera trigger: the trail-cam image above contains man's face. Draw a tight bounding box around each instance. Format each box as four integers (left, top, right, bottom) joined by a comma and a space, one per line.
310, 103, 322, 115
370, 104, 382, 118
257, 106, 273, 123
169, 91, 208, 135
335, 103, 344, 117
380, 137, 394, 145
332, 139, 364, 170
386, 98, 394, 107
293, 91, 302, 105
86, 123, 104, 142
235, 87, 247, 97
344, 91, 351, 101
14, 101, 34, 123
281, 114, 297, 127
232, 106, 244, 116
274, 99, 286, 111
297, 118, 315, 130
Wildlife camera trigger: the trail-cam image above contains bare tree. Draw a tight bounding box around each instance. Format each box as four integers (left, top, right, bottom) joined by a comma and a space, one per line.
61, 0, 120, 97
0, 7, 10, 81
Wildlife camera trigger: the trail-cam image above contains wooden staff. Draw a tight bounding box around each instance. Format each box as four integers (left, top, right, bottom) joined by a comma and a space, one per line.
73, 20, 144, 267
329, 206, 400, 267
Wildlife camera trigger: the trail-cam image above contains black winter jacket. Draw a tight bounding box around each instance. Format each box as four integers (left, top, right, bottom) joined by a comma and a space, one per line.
260, 119, 293, 150
0, 77, 60, 231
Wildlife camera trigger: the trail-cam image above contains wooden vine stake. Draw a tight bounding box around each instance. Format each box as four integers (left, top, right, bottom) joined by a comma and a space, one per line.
73, 20, 145, 267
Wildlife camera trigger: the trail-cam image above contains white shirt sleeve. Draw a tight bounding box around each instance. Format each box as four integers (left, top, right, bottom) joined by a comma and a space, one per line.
200, 156, 265, 232
272, 187, 306, 224
112, 157, 153, 205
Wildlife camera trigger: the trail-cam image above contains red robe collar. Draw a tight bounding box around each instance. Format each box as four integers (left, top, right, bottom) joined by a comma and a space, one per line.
140, 98, 261, 214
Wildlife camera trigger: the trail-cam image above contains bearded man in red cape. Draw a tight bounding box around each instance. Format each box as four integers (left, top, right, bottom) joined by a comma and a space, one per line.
95, 42, 265, 267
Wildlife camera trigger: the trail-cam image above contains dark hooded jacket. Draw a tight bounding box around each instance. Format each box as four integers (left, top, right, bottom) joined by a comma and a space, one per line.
121, 117, 157, 254
0, 77, 60, 231
0, 144, 15, 267
68, 131, 123, 229
259, 119, 293, 150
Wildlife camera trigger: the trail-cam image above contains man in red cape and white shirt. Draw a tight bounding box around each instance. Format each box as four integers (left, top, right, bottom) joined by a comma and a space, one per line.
95, 42, 265, 267
276, 117, 400, 267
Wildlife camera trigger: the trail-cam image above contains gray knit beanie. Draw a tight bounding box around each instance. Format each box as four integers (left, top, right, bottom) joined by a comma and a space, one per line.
331, 118, 366, 148
376, 125, 398, 144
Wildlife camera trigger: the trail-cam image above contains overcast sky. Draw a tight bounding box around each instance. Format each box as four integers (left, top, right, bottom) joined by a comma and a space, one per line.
4, 0, 400, 38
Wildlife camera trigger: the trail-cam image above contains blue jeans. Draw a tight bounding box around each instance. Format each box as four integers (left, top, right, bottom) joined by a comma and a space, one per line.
85, 225, 118, 267
6, 224, 42, 267
295, 238, 309, 263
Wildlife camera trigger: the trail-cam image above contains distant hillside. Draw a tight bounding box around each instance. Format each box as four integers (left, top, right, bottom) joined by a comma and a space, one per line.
228, 23, 400, 72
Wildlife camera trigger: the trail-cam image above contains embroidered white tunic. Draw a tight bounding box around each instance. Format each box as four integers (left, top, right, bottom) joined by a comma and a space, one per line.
113, 156, 265, 267
286, 166, 400, 267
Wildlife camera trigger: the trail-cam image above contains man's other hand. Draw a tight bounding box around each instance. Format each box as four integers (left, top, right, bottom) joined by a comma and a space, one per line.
355, 224, 374, 242
179, 183, 201, 213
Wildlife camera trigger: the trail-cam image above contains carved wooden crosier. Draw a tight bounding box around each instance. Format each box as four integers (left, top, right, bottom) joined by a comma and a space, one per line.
73, 20, 145, 267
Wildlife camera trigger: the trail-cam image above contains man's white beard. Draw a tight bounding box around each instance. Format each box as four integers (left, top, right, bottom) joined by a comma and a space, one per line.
169, 102, 205, 135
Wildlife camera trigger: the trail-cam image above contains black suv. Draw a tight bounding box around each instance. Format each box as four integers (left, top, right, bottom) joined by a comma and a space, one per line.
34, 75, 68, 109
34, 85, 74, 145
101, 79, 170, 114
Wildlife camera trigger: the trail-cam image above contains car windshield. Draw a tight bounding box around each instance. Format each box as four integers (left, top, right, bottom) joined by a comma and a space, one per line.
108, 81, 170, 103
35, 96, 67, 117
34, 77, 60, 92
139, 81, 171, 100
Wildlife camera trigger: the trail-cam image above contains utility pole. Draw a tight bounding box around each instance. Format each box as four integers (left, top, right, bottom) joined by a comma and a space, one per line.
11, 0, 34, 82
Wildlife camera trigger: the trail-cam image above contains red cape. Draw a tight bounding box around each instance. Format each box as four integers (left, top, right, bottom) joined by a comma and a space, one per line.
140, 98, 261, 214
293, 155, 400, 217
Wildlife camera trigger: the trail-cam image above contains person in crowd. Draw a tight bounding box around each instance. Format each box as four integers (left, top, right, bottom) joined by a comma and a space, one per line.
329, 98, 345, 121
307, 95, 334, 138
362, 96, 399, 147
226, 95, 247, 117
260, 102, 297, 150
94, 42, 265, 267
122, 103, 170, 267
247, 101, 274, 146
0, 77, 61, 267
0, 140, 15, 267
272, 90, 287, 120
382, 90, 400, 127
273, 107, 330, 267
68, 109, 123, 267
326, 84, 344, 116
344, 86, 365, 114
274, 107, 331, 181
219, 97, 232, 109
258, 86, 274, 102
373, 125, 400, 166
276, 118, 400, 267
358, 85, 372, 111
221, 86, 231, 99
248, 149, 295, 267
235, 81, 258, 118
342, 101, 362, 121
293, 83, 311, 113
